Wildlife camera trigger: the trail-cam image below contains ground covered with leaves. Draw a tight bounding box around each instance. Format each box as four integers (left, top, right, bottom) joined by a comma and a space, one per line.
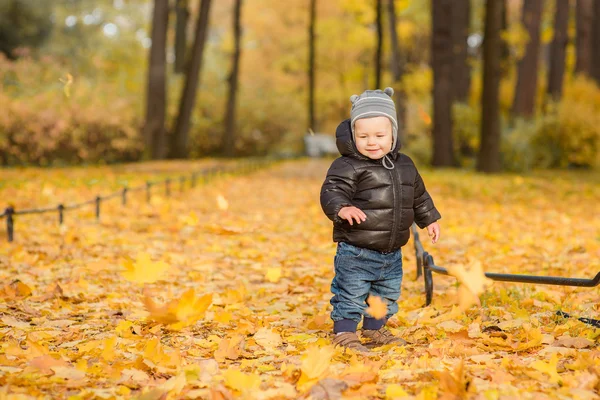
1, 159, 599, 399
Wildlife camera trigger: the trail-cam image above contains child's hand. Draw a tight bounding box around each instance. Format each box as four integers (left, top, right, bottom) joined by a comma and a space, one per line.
426, 222, 440, 244
338, 206, 366, 226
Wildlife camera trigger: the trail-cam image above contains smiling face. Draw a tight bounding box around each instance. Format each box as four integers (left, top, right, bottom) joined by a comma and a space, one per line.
353, 116, 393, 159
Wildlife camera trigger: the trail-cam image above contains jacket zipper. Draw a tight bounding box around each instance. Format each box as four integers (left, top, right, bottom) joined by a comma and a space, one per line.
387, 168, 398, 252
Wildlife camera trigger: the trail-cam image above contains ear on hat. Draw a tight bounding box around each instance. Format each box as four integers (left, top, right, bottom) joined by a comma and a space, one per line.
383, 87, 394, 97
350, 94, 360, 104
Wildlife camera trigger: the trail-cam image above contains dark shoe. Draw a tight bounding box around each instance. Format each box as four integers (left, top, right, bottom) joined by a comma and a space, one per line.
332, 332, 370, 353
361, 327, 407, 347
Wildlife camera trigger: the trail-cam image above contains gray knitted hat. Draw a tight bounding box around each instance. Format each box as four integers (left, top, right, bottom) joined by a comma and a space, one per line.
350, 87, 398, 150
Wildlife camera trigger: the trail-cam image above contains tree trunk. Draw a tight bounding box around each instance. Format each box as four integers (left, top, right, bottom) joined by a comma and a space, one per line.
170, 0, 212, 159
591, 0, 600, 85
375, 0, 383, 89
174, 0, 190, 74
308, 0, 316, 133
387, 0, 406, 144
222, 0, 242, 157
477, 0, 503, 173
500, 0, 510, 76
451, 0, 471, 103
431, 0, 456, 167
575, 0, 593, 76
143, 0, 169, 160
511, 0, 543, 118
547, 0, 569, 101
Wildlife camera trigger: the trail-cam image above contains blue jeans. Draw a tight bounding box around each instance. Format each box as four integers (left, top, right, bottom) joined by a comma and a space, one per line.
330, 241, 403, 333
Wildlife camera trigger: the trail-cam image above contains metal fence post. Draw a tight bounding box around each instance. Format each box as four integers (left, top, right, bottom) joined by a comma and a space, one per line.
423, 252, 434, 306
122, 187, 128, 206
5, 207, 14, 242
58, 204, 64, 225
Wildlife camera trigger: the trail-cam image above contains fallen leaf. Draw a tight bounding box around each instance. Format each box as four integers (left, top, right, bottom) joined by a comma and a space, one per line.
143, 288, 212, 330
254, 328, 282, 351
365, 295, 387, 319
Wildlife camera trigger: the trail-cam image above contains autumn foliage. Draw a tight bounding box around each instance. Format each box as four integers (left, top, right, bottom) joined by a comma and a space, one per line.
0, 160, 599, 398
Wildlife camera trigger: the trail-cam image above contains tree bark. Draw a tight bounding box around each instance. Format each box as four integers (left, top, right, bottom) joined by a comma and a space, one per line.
511, 0, 543, 118
170, 0, 212, 159
500, 0, 510, 76
375, 0, 383, 89
143, 0, 169, 160
591, 0, 600, 85
451, 0, 471, 103
174, 0, 189, 74
547, 0, 569, 101
222, 0, 242, 157
575, 0, 593, 76
387, 0, 406, 144
477, 0, 503, 173
431, 0, 456, 167
308, 0, 316, 133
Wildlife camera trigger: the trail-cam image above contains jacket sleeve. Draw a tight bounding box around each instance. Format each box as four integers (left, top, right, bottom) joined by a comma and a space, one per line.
413, 169, 442, 229
320, 158, 358, 223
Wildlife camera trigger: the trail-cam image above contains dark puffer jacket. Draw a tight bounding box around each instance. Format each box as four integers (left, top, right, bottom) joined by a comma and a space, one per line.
320, 119, 441, 253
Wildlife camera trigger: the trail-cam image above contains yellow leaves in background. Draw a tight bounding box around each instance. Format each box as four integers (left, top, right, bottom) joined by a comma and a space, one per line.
254, 328, 283, 351
59, 73, 73, 98
446, 260, 493, 311
122, 253, 169, 284
265, 267, 282, 283
224, 369, 261, 392
214, 335, 245, 362
142, 289, 212, 330
365, 295, 387, 319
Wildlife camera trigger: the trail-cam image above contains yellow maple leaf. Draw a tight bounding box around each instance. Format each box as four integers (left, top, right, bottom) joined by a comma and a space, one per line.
143, 289, 212, 330
216, 194, 229, 211
386, 384, 408, 399
223, 369, 261, 392
214, 335, 245, 362
297, 345, 335, 391
446, 260, 493, 310
253, 327, 282, 351
122, 252, 169, 284
365, 295, 388, 319
529, 353, 561, 384
265, 267, 282, 283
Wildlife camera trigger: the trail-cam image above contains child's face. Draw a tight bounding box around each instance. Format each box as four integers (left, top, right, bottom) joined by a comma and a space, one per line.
354, 116, 393, 160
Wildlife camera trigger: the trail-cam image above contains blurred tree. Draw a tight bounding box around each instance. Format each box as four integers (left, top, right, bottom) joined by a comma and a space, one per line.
431, 0, 456, 167
171, 0, 212, 158
451, 0, 471, 103
0, 0, 53, 59
143, 0, 169, 160
387, 0, 406, 143
575, 0, 592, 76
308, 0, 317, 133
222, 0, 243, 157
477, 0, 503, 173
512, 0, 543, 118
174, 0, 190, 74
546, 0, 569, 101
375, 0, 383, 89
592, 0, 600, 85
0, 0, 53, 60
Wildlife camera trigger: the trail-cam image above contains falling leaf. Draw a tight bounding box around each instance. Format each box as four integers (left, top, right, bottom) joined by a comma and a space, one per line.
143, 289, 212, 330
216, 194, 229, 211
122, 252, 169, 284
386, 384, 408, 399
365, 295, 387, 319
446, 260, 493, 310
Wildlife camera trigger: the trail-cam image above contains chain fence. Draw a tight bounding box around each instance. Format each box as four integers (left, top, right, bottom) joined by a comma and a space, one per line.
0, 158, 276, 243
411, 224, 600, 328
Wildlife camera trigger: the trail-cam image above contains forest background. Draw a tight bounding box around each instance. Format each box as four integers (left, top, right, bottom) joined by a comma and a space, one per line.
1, 0, 600, 173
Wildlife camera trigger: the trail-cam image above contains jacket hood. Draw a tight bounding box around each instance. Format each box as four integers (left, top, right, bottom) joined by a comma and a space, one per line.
335, 118, 400, 160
